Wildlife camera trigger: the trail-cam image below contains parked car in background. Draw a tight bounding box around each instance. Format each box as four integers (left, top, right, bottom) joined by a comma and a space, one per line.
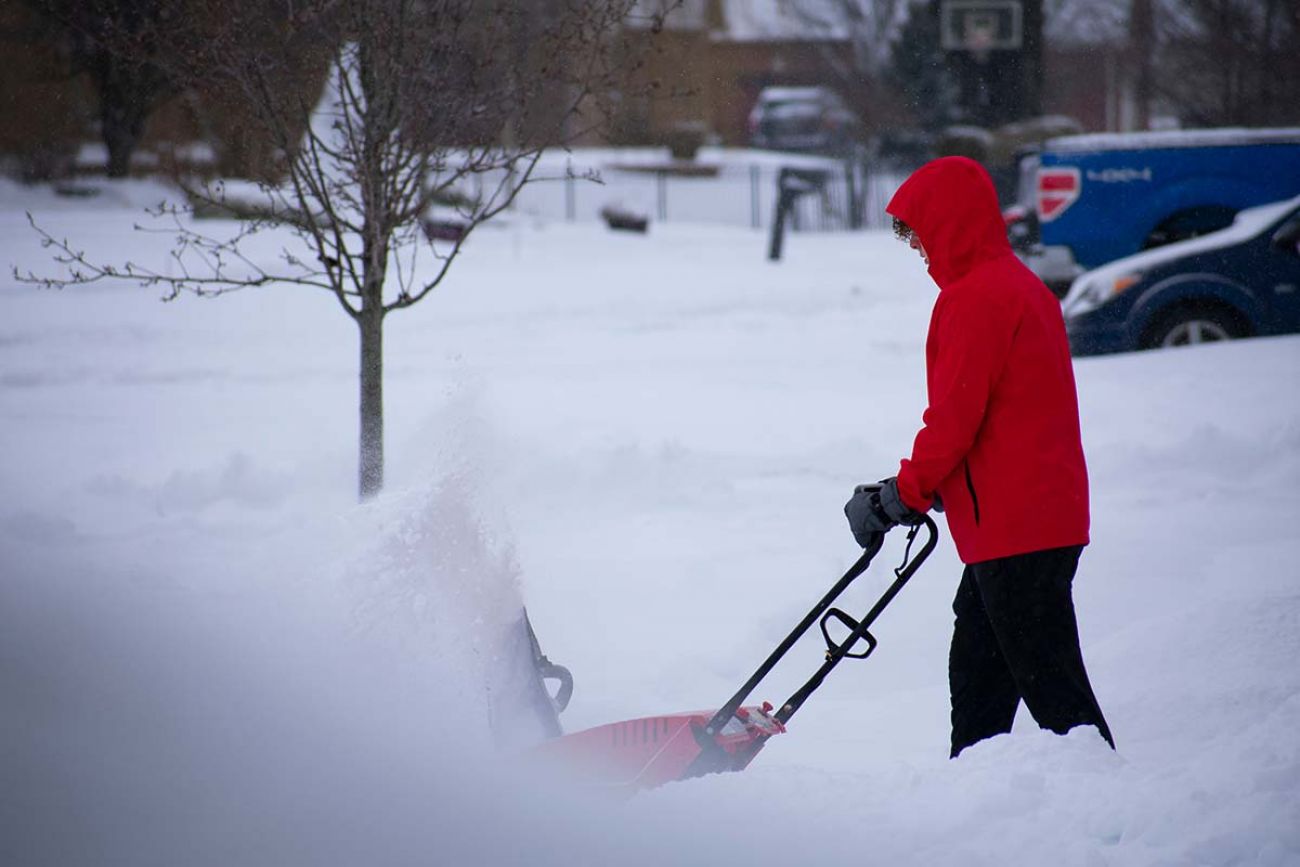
1002, 147, 1042, 254
1027, 128, 1300, 294
747, 87, 862, 156
1063, 196, 1300, 356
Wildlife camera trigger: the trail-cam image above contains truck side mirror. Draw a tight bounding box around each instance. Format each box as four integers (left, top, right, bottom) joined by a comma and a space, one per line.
1272, 216, 1300, 256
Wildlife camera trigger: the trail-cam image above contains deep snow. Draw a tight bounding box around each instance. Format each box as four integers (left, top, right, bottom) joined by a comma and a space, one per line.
2, 175, 1298, 866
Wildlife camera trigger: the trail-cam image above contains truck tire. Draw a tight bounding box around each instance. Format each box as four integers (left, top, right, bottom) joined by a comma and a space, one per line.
1142, 302, 1249, 349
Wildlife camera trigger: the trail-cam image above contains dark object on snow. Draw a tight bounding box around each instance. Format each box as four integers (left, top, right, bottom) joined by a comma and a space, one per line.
488, 609, 573, 748
767, 167, 829, 261
421, 217, 467, 242
525, 612, 573, 717
949, 544, 1115, 757
665, 120, 708, 161
600, 205, 649, 233
531, 517, 938, 791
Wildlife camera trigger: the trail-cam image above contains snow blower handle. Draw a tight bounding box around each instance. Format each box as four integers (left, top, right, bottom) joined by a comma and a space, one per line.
775, 515, 936, 725
702, 514, 938, 737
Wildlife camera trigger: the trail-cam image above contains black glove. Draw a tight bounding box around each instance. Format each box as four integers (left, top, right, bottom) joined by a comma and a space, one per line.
844, 477, 926, 549
877, 476, 925, 526
844, 482, 895, 548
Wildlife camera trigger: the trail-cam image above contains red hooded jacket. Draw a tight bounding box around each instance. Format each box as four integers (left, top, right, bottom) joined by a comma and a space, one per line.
886, 157, 1089, 564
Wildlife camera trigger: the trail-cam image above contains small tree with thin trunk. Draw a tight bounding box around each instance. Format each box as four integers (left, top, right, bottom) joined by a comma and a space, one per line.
20, 0, 675, 499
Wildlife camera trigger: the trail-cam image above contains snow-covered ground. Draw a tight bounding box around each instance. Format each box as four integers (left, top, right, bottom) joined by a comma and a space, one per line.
2, 177, 1298, 866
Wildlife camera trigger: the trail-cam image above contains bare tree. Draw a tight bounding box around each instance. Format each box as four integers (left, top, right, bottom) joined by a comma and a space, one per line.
1128, 0, 1154, 130
789, 0, 906, 78
1154, 0, 1300, 127
785, 0, 911, 128
19, 0, 201, 177
20, 0, 676, 499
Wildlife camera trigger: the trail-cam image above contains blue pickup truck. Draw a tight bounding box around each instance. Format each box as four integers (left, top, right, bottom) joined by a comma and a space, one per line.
1022, 128, 1300, 291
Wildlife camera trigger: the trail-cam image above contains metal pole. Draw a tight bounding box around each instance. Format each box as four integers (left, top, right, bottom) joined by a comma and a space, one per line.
844, 158, 858, 230
751, 165, 760, 229
565, 174, 575, 222
768, 189, 791, 261
657, 170, 667, 221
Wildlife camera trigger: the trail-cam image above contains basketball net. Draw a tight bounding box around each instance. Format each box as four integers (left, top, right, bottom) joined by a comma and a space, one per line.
966, 22, 995, 64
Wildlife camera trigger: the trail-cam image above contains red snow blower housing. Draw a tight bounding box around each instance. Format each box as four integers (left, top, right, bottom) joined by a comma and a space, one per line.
534, 506, 938, 792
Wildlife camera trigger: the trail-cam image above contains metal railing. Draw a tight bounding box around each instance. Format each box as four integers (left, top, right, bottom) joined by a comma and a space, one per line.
507, 159, 906, 232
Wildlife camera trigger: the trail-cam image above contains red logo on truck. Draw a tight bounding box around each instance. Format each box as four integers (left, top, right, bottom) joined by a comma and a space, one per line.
1038, 167, 1081, 222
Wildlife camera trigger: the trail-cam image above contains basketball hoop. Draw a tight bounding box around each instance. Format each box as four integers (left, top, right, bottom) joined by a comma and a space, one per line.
966, 12, 998, 63
940, 0, 1023, 64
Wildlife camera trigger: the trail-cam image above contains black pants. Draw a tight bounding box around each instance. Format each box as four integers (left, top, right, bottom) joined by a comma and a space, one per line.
949, 545, 1114, 758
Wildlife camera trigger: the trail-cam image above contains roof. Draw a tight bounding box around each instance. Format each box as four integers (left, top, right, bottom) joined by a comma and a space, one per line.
715, 0, 848, 42
629, 0, 853, 41
1043, 0, 1128, 46
1044, 0, 1209, 48
634, 0, 1190, 51
1046, 127, 1300, 153
756, 86, 833, 100
626, 0, 710, 31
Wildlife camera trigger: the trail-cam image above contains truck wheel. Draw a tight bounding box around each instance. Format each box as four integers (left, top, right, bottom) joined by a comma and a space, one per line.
1143, 206, 1237, 249
1143, 303, 1247, 350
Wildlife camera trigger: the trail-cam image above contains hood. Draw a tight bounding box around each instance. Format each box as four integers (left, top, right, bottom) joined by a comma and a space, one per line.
886, 156, 1011, 288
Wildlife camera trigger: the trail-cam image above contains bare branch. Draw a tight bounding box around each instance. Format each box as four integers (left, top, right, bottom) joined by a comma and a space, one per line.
19, 211, 343, 301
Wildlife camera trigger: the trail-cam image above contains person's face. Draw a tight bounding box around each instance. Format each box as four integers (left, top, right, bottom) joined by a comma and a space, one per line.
909, 232, 929, 265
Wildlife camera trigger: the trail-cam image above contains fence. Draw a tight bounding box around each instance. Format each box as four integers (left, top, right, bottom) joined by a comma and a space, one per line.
506, 157, 907, 233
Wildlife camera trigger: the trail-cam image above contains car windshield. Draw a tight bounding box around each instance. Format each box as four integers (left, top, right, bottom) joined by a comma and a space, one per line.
764, 100, 821, 117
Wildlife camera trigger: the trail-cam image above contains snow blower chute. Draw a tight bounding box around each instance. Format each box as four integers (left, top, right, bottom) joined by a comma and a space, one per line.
533, 507, 938, 791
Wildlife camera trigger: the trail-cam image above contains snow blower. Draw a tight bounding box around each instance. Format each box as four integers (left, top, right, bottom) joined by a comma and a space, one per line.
532, 504, 938, 792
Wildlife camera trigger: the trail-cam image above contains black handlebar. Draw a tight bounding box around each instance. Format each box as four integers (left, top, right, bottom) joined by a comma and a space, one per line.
703, 515, 938, 736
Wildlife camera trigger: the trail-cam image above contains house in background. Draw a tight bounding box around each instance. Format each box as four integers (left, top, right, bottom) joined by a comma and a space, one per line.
1041, 0, 1150, 133
618, 0, 867, 149
0, 1, 326, 181
621, 0, 1181, 149
7, 0, 1289, 183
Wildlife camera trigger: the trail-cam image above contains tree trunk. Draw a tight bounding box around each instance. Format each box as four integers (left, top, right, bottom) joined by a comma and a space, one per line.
1129, 0, 1153, 130
1020, 0, 1044, 119
357, 306, 384, 500
98, 64, 152, 178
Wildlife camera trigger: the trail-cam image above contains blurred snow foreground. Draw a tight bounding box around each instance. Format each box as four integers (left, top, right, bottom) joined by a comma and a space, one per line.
343, 453, 565, 749
2, 177, 1299, 865
0, 411, 573, 864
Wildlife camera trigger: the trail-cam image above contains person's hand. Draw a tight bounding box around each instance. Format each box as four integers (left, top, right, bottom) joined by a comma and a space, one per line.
844, 483, 895, 548
877, 476, 926, 526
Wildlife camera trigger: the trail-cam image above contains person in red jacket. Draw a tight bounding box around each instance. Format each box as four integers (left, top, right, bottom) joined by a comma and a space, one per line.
844, 156, 1115, 758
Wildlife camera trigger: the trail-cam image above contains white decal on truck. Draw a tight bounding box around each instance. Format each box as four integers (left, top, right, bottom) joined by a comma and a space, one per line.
1085, 167, 1154, 183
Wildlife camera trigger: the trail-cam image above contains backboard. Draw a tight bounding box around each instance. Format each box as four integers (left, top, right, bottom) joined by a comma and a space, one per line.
940, 0, 1024, 59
